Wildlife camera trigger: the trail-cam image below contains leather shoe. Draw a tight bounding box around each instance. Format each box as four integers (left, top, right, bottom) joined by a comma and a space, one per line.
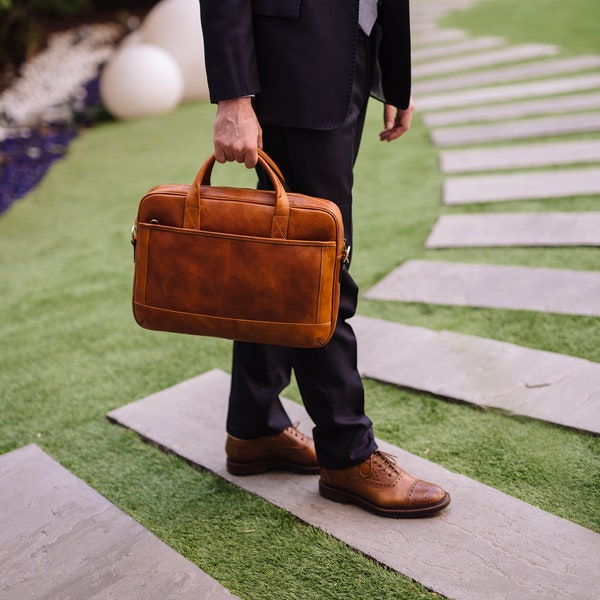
319, 450, 450, 517
226, 423, 320, 475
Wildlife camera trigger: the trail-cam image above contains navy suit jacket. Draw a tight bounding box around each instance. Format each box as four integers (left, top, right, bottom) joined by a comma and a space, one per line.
199, 0, 411, 130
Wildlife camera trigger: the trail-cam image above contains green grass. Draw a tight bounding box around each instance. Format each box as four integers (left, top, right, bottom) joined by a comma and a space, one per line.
441, 0, 600, 55
1, 2, 599, 598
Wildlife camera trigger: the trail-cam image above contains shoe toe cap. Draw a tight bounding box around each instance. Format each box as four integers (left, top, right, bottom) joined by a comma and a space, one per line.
410, 480, 450, 508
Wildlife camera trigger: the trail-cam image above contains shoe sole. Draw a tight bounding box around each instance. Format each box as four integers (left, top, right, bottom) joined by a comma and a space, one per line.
319, 481, 451, 518
227, 459, 320, 476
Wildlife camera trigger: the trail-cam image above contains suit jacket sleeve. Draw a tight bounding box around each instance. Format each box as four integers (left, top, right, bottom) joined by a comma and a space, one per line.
373, 0, 412, 109
199, 0, 261, 102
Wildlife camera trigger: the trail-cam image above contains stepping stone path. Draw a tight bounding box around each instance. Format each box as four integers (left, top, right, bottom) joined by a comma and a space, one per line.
362, 9, 600, 598
412, 28, 468, 46
107, 369, 600, 600
364, 259, 600, 317
426, 212, 600, 247
0, 444, 238, 600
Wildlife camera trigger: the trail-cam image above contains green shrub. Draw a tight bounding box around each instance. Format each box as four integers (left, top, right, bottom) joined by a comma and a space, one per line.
0, 0, 93, 74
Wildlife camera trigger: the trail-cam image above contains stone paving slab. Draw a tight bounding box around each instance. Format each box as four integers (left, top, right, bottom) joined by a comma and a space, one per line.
417, 74, 600, 111
0, 444, 238, 600
411, 22, 440, 33
444, 168, 600, 204
423, 92, 600, 126
432, 112, 600, 146
412, 36, 506, 62
413, 44, 558, 79
108, 369, 600, 600
411, 28, 468, 47
364, 259, 600, 317
351, 316, 600, 435
425, 212, 600, 247
440, 140, 600, 172
413, 55, 600, 94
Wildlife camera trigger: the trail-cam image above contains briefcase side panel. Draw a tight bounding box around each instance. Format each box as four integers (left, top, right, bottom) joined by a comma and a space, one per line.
132, 225, 150, 308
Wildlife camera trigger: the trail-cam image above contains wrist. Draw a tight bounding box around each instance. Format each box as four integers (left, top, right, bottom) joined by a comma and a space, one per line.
218, 96, 253, 107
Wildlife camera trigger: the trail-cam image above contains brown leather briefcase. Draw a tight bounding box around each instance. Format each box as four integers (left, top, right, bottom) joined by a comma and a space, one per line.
131, 150, 347, 348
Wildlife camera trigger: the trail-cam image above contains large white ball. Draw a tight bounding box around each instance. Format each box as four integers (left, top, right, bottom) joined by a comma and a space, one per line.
100, 43, 184, 120
141, 0, 208, 100
117, 29, 143, 50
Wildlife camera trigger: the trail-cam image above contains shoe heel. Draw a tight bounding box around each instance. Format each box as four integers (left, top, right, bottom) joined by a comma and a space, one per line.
319, 481, 349, 504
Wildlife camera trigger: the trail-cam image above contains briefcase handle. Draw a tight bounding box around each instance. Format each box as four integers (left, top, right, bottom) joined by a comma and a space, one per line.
183, 149, 290, 239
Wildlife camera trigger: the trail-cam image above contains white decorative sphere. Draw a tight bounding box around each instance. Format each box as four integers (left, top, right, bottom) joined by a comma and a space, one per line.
118, 29, 143, 50
100, 43, 184, 120
141, 0, 208, 100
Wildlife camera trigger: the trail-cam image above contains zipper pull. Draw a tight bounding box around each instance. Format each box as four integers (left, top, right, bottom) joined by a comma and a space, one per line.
131, 224, 137, 261
342, 241, 351, 266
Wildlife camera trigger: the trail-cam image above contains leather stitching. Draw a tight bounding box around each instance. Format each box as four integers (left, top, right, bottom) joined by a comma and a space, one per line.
272, 215, 287, 238
185, 207, 199, 229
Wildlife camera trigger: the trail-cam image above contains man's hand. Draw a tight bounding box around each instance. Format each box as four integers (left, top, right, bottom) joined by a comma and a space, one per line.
379, 96, 415, 142
213, 97, 263, 168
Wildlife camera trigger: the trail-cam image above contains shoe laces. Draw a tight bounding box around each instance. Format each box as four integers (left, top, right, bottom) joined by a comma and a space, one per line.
286, 422, 309, 443
367, 450, 402, 479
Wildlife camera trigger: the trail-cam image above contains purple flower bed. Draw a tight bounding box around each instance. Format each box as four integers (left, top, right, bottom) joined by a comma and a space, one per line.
0, 75, 107, 215
0, 127, 78, 213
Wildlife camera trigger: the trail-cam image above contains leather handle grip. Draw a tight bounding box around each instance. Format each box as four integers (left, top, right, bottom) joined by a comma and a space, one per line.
183, 150, 290, 239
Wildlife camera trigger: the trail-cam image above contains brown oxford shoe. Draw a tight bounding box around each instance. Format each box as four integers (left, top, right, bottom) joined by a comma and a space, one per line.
319, 450, 450, 518
225, 423, 320, 475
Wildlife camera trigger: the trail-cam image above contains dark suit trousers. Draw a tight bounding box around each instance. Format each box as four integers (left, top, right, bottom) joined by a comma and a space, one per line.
227, 31, 378, 469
